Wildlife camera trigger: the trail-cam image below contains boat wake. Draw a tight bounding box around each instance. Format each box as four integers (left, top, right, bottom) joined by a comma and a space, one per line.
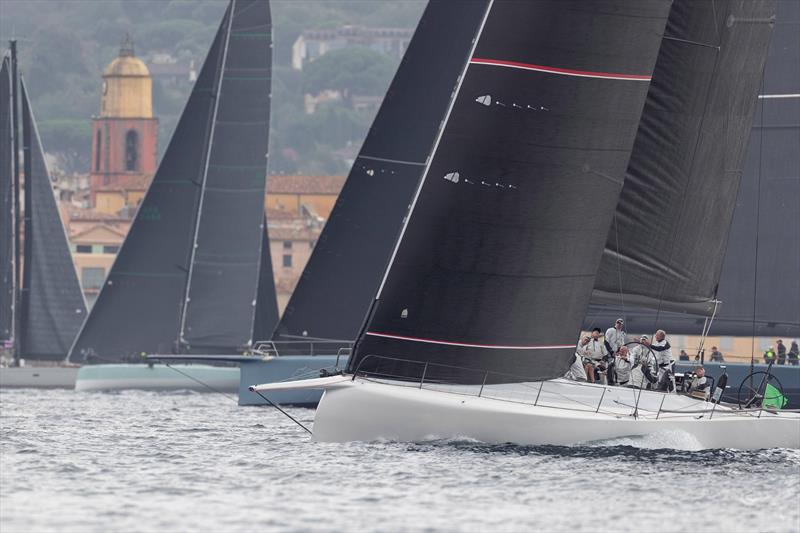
584, 430, 704, 451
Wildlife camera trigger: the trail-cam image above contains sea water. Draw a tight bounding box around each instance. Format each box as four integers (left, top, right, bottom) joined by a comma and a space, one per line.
1, 388, 798, 532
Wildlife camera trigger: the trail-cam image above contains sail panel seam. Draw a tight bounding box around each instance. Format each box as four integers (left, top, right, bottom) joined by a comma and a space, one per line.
365, 331, 573, 350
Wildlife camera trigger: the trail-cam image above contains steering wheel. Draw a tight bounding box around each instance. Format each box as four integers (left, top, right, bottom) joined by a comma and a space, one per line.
737, 370, 785, 409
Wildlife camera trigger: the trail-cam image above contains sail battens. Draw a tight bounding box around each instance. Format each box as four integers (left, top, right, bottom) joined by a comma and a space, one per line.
469, 58, 652, 81
358, 155, 426, 166
366, 332, 573, 351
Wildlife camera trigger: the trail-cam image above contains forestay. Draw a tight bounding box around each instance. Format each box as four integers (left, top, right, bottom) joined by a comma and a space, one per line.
272, 0, 490, 342
347, 0, 671, 383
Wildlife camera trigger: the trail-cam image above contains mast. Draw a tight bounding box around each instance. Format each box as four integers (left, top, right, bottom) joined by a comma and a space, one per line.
0, 56, 15, 358
9, 41, 20, 364
177, 0, 235, 353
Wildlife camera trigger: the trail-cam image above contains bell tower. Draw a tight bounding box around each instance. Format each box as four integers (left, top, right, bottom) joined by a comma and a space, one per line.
90, 35, 158, 211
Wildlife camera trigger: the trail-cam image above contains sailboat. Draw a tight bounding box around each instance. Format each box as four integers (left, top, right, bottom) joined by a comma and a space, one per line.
69, 0, 277, 392
254, 0, 800, 449
0, 46, 88, 388
585, 0, 800, 407
235, 0, 491, 406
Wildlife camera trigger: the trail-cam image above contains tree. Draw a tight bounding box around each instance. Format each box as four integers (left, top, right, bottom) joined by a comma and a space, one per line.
302, 47, 396, 99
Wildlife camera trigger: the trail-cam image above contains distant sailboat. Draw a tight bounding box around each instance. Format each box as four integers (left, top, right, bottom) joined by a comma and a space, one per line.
0, 47, 88, 388
254, 0, 799, 449
69, 0, 276, 391
236, 0, 491, 406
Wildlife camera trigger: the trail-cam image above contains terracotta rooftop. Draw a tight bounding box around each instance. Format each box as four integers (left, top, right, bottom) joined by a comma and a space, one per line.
94, 174, 152, 191
267, 175, 345, 195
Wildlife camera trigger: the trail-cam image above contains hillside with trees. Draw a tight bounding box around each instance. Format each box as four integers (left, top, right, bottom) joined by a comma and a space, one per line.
0, 0, 425, 175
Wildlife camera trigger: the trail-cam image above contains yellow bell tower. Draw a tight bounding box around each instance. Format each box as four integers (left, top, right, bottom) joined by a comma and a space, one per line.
100, 34, 153, 118
91, 34, 158, 211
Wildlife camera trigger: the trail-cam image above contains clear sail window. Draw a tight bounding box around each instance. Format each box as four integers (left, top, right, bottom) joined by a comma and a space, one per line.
125, 129, 139, 171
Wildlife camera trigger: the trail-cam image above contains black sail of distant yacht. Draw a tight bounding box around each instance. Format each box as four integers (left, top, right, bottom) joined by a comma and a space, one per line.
585, 0, 781, 336
69, 0, 274, 362
346, 0, 672, 383
0, 58, 14, 346
252, 214, 278, 342
272, 0, 490, 342
18, 79, 87, 358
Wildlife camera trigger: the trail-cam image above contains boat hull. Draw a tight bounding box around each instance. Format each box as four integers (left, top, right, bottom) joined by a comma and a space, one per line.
312, 379, 800, 450
74, 364, 239, 392
0, 366, 79, 389
239, 355, 339, 406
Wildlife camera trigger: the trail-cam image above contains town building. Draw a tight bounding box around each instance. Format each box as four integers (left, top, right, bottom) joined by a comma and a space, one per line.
266, 174, 346, 220
291, 25, 413, 70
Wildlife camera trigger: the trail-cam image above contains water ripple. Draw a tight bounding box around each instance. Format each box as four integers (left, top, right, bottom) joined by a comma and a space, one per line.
1, 388, 798, 532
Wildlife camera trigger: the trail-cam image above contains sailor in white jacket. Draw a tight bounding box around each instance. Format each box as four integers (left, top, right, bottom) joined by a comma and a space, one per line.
651, 329, 674, 390
605, 318, 626, 355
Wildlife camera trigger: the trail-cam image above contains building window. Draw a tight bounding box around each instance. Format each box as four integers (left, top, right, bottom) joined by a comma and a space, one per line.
283, 241, 292, 250
76, 245, 93, 254
282, 254, 292, 268
125, 129, 139, 171
103, 245, 120, 254
81, 267, 105, 290
95, 129, 102, 172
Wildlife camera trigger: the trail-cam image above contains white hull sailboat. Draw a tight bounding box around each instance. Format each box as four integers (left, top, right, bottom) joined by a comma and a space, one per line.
254, 375, 800, 450
254, 1, 797, 451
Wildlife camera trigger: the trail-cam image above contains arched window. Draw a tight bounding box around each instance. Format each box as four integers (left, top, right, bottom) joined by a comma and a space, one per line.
125, 129, 139, 171
95, 130, 102, 172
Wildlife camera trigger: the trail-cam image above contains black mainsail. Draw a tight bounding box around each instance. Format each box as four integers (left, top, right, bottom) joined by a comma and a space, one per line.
0, 57, 14, 347
18, 79, 87, 359
346, 0, 672, 382
586, 0, 783, 336
68, 0, 274, 362
272, 0, 490, 342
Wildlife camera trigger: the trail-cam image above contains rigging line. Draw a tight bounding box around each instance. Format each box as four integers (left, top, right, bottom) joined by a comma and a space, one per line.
751, 76, 765, 375
164, 362, 238, 403
613, 212, 626, 325
250, 389, 312, 434
178, 1, 236, 348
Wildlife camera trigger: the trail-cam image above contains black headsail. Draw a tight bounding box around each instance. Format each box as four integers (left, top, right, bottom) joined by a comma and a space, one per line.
586, 0, 780, 335
0, 57, 14, 346
252, 214, 279, 342
69, 0, 273, 362
18, 78, 87, 359
179, 0, 273, 352
347, 0, 671, 383
272, 1, 490, 342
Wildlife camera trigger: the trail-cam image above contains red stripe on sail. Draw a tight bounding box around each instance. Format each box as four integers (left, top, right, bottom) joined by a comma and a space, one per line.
470, 58, 651, 81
